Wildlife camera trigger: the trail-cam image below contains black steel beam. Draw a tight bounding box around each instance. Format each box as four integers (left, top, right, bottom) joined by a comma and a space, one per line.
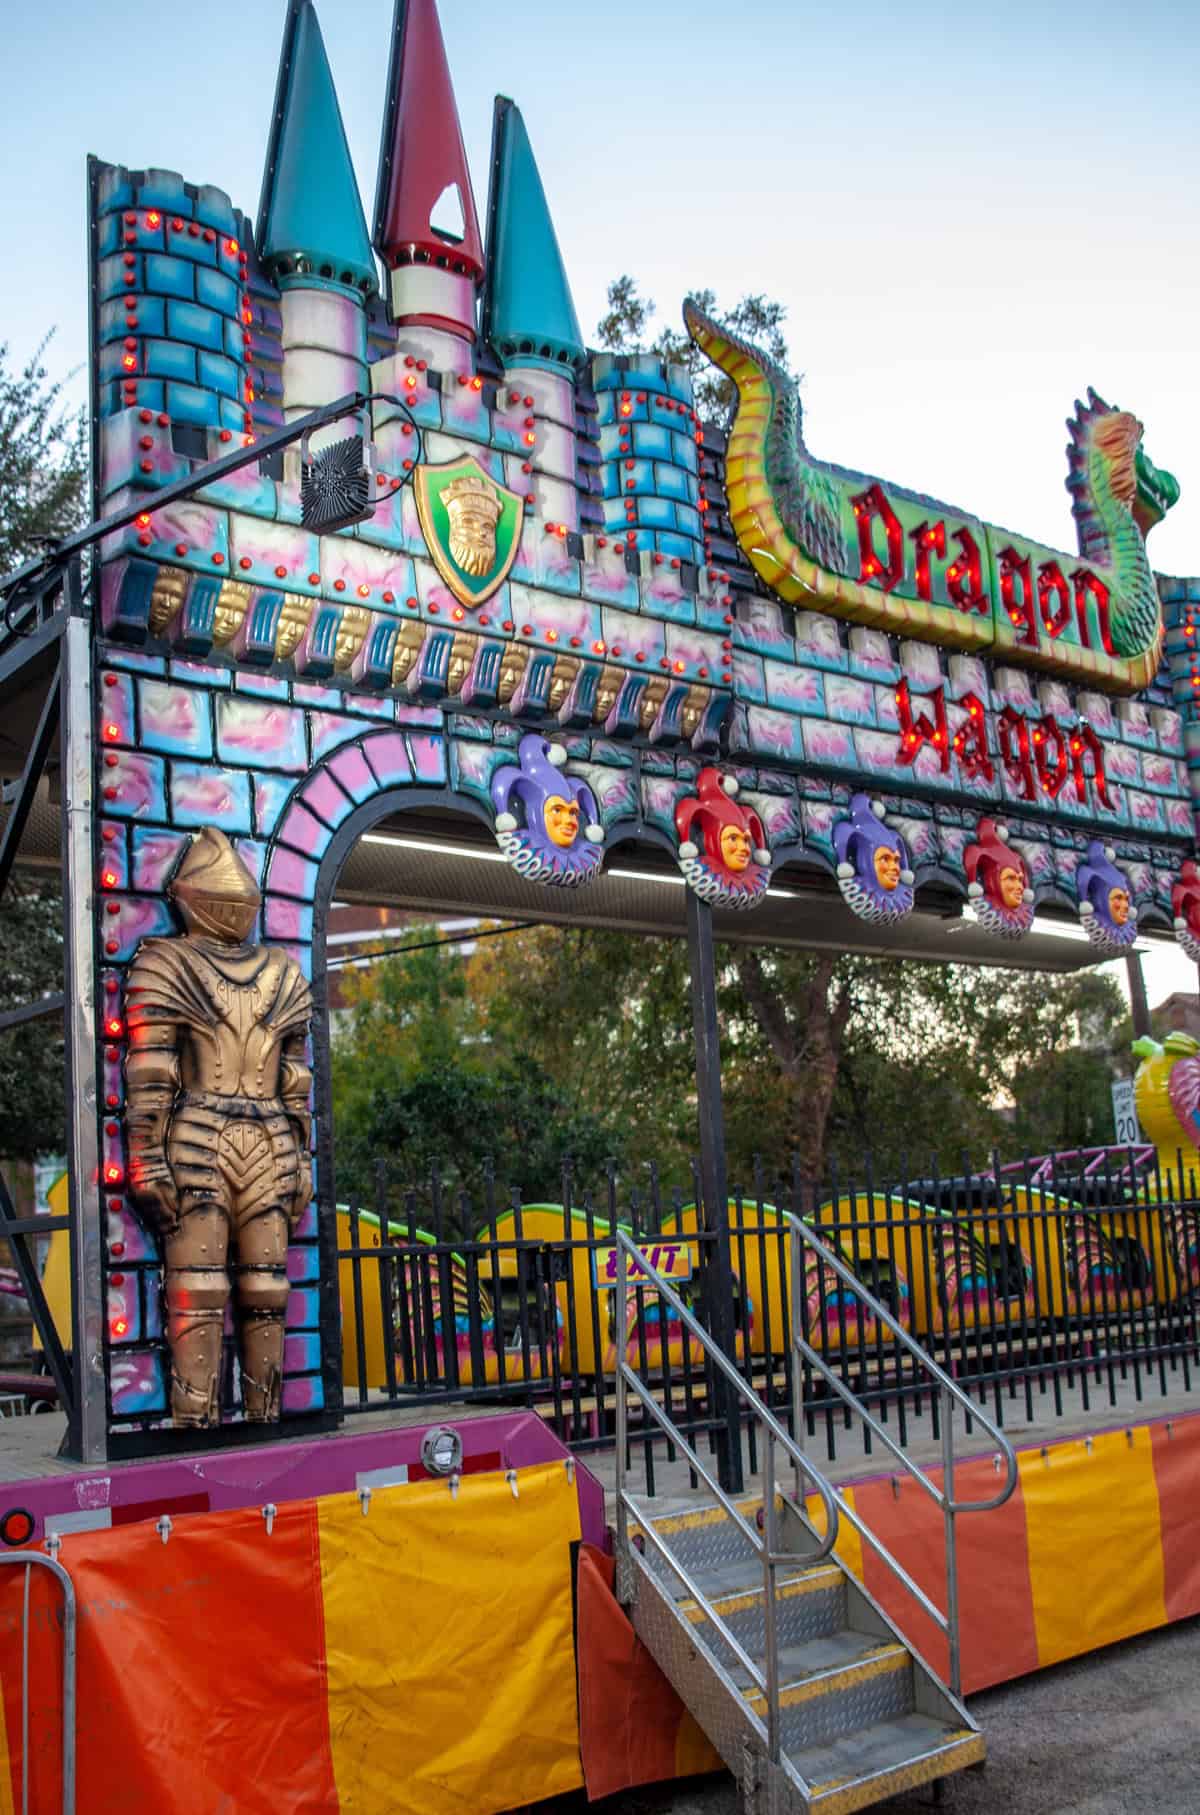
686, 886, 744, 1494
1126, 950, 1152, 1038
0, 993, 65, 1033
1, 390, 368, 601
0, 665, 60, 900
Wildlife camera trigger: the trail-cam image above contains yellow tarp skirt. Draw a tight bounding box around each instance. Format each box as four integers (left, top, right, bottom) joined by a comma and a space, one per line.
318, 1460, 584, 1812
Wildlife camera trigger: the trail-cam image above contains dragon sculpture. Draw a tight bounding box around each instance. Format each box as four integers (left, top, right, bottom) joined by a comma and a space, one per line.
685, 303, 1179, 694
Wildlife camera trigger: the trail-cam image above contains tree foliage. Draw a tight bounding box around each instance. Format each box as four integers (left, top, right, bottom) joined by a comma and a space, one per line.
595, 275, 793, 426
330, 921, 1128, 1216
0, 335, 88, 577
0, 335, 87, 1161
0, 880, 64, 1162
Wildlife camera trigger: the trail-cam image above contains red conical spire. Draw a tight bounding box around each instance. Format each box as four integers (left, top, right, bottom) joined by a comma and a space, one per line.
373, 0, 484, 283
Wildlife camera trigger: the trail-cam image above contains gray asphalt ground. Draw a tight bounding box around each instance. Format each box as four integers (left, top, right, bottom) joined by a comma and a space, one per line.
532, 1613, 1200, 1814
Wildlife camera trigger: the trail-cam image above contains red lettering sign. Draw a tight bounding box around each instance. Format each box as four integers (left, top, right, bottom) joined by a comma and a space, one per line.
1038, 562, 1072, 640
896, 678, 950, 772
1032, 715, 1069, 797
1069, 722, 1113, 808
946, 527, 988, 615
951, 693, 994, 782
998, 546, 1037, 648
997, 707, 1035, 800
852, 484, 904, 592
910, 520, 946, 602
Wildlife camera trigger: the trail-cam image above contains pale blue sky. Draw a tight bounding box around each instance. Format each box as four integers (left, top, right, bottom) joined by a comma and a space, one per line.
2, 0, 1197, 1011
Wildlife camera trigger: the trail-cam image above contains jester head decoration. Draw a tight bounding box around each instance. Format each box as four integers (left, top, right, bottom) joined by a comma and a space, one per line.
1076, 840, 1137, 951
674, 768, 770, 908
833, 794, 914, 924
1172, 860, 1200, 966
490, 734, 604, 887
964, 818, 1035, 940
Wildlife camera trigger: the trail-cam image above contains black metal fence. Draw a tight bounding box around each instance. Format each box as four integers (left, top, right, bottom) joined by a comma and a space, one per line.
335, 1145, 1200, 1468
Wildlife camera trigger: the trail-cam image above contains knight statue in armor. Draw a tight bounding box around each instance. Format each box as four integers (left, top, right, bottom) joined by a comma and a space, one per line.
124, 828, 313, 1427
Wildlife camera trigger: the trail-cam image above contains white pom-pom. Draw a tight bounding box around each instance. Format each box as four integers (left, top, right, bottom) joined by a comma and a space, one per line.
546, 743, 568, 768
1129, 905, 1140, 924
899, 868, 915, 887
1104, 845, 1116, 863
996, 823, 1010, 841
495, 812, 518, 833
679, 840, 699, 860
1022, 888, 1035, 904
870, 799, 886, 819
752, 847, 771, 867
1175, 915, 1188, 931
584, 823, 605, 844
1079, 900, 1095, 917
836, 860, 854, 879
721, 775, 739, 797
967, 881, 984, 899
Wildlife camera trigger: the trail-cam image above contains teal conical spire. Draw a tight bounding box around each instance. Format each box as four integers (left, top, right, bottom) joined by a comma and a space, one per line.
481, 98, 584, 371
257, 0, 378, 296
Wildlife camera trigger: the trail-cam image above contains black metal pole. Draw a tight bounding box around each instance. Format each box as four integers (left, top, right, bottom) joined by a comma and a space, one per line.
685, 887, 743, 1494
1126, 950, 1151, 1039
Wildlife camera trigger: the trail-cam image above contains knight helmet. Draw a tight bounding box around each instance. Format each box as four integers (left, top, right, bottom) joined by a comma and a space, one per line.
170, 827, 261, 942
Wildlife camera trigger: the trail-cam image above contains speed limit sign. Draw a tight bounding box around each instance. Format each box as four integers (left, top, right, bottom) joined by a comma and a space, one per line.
1111, 1078, 1141, 1147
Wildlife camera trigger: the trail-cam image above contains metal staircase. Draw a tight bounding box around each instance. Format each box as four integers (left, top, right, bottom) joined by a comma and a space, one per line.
612, 1221, 1017, 1814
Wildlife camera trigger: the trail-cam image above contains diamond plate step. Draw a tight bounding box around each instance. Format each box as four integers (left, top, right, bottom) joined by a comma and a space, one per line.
681, 1563, 848, 1662
624, 1478, 985, 1812
760, 1643, 914, 1755
793, 1714, 985, 1815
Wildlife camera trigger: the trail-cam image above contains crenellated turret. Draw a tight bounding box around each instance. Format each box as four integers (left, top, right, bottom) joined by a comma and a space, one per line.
481, 97, 586, 532
373, 0, 484, 345
257, 0, 376, 458
481, 98, 584, 378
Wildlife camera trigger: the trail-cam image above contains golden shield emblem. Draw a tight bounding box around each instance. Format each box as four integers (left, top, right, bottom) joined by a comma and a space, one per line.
413, 456, 524, 608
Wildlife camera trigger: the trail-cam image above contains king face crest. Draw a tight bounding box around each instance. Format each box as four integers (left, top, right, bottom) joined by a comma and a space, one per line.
413, 456, 523, 607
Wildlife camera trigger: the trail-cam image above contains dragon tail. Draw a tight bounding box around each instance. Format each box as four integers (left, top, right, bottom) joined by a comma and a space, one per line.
684, 301, 848, 578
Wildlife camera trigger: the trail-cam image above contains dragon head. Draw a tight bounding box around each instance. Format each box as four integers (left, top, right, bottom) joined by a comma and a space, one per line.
1067, 389, 1180, 559
1133, 444, 1181, 538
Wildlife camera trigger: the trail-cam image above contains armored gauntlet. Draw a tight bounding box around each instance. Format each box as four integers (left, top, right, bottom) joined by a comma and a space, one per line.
124, 1019, 182, 1232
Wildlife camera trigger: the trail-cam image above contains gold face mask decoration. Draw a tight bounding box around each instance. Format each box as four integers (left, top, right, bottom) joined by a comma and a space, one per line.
1109, 886, 1131, 926
544, 795, 581, 848
443, 471, 503, 577
719, 824, 753, 873
874, 845, 902, 892
414, 457, 523, 608
124, 829, 313, 1429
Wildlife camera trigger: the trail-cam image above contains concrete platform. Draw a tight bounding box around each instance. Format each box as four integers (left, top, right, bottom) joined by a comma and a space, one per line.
587, 1358, 1200, 1509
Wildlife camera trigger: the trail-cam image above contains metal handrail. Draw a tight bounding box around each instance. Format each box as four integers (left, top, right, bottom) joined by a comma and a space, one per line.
0, 1551, 76, 1815
786, 1212, 1019, 1697
614, 1229, 841, 1772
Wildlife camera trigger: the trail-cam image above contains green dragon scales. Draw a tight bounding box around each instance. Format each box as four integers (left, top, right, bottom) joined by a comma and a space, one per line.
685, 300, 1179, 694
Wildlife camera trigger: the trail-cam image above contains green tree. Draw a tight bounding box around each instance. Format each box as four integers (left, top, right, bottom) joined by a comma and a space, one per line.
0, 335, 88, 577
0, 880, 64, 1163
595, 275, 793, 425
0, 336, 88, 1164
329, 936, 628, 1227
